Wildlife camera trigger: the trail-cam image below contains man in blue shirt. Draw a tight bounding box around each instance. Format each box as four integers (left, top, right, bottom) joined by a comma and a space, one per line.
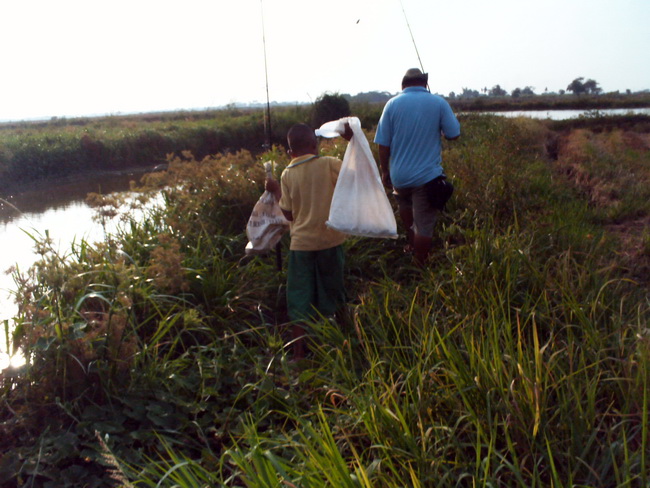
374, 68, 460, 264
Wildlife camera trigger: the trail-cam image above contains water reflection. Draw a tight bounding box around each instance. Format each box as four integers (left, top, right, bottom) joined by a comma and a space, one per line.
0, 168, 155, 370
0, 170, 147, 224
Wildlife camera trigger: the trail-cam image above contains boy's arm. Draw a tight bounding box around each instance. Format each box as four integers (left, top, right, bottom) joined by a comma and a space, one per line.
341, 122, 353, 141
266, 177, 293, 221
265, 178, 282, 201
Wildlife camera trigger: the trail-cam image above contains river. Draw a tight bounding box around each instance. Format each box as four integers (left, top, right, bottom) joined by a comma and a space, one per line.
0, 169, 157, 370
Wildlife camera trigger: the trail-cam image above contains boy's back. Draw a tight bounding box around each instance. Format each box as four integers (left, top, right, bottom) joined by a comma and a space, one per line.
279, 154, 346, 251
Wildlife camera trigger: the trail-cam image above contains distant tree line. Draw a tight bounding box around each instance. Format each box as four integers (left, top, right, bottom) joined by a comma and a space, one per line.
341, 79, 607, 101
307, 78, 648, 126
342, 91, 395, 104
340, 78, 608, 103
231, 78, 644, 114
565, 77, 602, 96
447, 77, 609, 99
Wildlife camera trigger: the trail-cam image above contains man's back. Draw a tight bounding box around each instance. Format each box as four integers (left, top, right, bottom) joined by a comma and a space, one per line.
375, 86, 460, 188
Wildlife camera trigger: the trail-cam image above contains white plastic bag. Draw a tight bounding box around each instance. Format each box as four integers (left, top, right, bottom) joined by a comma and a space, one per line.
322, 117, 397, 239
245, 162, 290, 254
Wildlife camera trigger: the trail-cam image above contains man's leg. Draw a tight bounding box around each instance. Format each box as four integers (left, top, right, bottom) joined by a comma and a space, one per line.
413, 234, 433, 265
399, 206, 415, 251
411, 184, 439, 265
394, 188, 415, 252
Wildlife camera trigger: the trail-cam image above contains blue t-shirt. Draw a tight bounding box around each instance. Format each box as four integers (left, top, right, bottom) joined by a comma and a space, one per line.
374, 87, 460, 188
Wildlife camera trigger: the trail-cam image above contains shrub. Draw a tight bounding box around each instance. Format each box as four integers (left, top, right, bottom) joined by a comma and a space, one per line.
311, 93, 351, 128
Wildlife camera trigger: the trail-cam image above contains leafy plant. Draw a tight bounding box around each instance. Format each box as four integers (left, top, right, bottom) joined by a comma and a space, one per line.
2, 114, 649, 487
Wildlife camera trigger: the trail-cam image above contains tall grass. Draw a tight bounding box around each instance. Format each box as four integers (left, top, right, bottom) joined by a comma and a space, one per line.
1, 115, 648, 487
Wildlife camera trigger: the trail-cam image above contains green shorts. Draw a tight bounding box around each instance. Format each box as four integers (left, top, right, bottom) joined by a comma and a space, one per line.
287, 245, 345, 322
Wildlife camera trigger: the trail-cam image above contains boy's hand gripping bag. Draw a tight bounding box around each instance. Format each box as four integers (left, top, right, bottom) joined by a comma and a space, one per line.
319, 117, 397, 239
245, 162, 290, 254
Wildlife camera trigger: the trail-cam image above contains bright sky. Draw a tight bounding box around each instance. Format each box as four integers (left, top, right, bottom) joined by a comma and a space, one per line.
1, 0, 649, 121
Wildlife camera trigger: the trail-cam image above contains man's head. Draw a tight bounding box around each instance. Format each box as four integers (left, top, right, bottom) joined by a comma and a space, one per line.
401, 68, 429, 89
287, 123, 317, 156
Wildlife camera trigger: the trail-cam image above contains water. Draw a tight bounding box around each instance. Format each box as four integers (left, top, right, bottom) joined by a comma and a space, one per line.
486, 107, 650, 120
0, 169, 156, 370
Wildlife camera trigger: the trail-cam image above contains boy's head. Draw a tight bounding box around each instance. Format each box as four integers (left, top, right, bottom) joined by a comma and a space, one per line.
287, 124, 317, 156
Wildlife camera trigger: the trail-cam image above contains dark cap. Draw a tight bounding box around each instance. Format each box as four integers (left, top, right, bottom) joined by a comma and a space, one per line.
402, 68, 428, 86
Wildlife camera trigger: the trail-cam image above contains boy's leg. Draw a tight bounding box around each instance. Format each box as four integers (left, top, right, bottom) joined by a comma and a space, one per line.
287, 250, 317, 321
287, 250, 317, 358
314, 245, 346, 318
290, 324, 307, 359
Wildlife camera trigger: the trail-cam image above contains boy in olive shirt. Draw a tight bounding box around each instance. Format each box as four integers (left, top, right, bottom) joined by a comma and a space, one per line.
266, 123, 352, 358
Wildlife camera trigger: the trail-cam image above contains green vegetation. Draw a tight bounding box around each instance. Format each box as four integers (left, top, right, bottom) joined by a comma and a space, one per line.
449, 91, 650, 113
566, 77, 602, 96
1, 113, 649, 486
0, 103, 387, 195
0, 106, 312, 194
311, 93, 351, 128
2, 91, 649, 196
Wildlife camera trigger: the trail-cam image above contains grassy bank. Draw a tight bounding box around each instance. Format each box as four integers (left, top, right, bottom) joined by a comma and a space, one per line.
0, 106, 310, 195
1, 114, 649, 487
0, 102, 385, 196
449, 91, 650, 112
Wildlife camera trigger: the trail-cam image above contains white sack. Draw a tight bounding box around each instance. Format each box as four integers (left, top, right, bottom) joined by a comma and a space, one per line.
245, 162, 290, 254
323, 117, 397, 239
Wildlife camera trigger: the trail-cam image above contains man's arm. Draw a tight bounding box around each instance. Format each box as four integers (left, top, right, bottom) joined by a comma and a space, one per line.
441, 102, 461, 141
378, 144, 392, 188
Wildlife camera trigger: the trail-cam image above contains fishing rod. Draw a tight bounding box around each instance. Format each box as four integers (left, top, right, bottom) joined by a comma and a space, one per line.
259, 0, 282, 272
0, 197, 23, 216
398, 0, 429, 90
399, 0, 424, 73
260, 0, 272, 150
